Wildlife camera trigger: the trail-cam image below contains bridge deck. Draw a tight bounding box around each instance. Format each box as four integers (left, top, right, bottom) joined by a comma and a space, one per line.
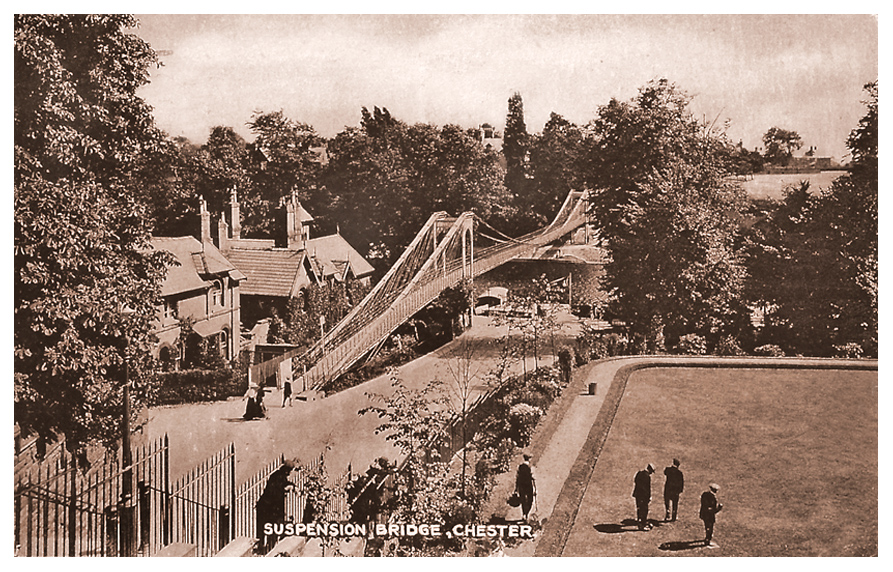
249, 190, 589, 390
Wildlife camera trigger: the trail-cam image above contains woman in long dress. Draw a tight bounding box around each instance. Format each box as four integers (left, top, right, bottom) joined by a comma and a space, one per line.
243, 385, 261, 419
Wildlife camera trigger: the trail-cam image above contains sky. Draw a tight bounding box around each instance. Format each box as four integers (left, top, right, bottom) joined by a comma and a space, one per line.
132, 14, 878, 162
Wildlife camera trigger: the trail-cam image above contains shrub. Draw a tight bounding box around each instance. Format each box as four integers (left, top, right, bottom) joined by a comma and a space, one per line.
676, 333, 707, 355
832, 343, 864, 359
715, 335, 744, 356
508, 403, 543, 447
152, 367, 243, 406
753, 344, 785, 357
602, 332, 627, 356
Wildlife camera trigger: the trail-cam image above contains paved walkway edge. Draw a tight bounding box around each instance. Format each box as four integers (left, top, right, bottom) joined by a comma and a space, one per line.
533, 356, 878, 557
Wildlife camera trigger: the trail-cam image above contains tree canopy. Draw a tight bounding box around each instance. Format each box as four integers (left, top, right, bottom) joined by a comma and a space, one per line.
746, 82, 877, 357
581, 79, 750, 348
761, 126, 803, 166
15, 15, 173, 455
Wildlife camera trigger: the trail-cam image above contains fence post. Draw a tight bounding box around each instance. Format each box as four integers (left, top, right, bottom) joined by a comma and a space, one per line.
118, 499, 135, 557
104, 505, 119, 557
218, 505, 230, 549
67, 449, 77, 556
228, 443, 236, 545
138, 480, 150, 552
162, 434, 171, 547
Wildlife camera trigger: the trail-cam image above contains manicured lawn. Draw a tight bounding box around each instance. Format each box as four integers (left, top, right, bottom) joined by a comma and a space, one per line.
562, 367, 877, 556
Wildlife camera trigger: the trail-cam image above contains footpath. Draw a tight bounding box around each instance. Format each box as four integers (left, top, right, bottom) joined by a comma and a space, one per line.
145, 314, 576, 485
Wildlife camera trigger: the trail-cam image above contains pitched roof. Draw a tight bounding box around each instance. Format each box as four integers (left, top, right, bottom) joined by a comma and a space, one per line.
305, 234, 375, 279
150, 236, 245, 297
223, 248, 308, 297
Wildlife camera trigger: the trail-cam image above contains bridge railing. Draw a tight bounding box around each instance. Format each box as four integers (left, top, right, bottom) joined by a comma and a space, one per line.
250, 190, 588, 391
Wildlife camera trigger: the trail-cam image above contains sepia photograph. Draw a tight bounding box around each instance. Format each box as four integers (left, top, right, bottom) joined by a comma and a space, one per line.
12, 12, 878, 558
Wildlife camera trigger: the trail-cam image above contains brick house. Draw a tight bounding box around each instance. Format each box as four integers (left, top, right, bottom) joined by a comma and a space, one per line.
149, 229, 245, 370
212, 189, 374, 329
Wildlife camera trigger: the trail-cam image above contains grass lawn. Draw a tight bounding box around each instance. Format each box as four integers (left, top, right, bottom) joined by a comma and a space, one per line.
561, 367, 877, 556
740, 171, 842, 200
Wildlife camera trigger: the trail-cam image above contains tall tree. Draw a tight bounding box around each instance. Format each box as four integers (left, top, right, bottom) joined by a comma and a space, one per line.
321, 107, 413, 264
582, 79, 750, 348
503, 92, 532, 224
761, 126, 803, 166
747, 82, 878, 356
15, 15, 172, 455
245, 111, 323, 236
525, 112, 585, 231
321, 107, 507, 266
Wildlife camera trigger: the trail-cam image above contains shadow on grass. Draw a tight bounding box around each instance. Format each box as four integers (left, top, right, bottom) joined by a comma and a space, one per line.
658, 539, 707, 551
594, 518, 663, 534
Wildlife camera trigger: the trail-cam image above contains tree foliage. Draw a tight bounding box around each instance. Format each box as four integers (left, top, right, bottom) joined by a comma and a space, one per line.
321, 107, 507, 265
746, 82, 877, 356
15, 15, 173, 454
522, 112, 585, 232
503, 92, 531, 201
761, 126, 803, 166
582, 79, 750, 348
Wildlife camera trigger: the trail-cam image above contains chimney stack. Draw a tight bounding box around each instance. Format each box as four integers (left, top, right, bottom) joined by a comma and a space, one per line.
217, 213, 228, 249
199, 196, 211, 244
229, 187, 241, 240
286, 193, 299, 249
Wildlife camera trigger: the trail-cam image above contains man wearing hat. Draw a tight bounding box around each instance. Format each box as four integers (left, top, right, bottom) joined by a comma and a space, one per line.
663, 458, 684, 522
699, 483, 723, 547
632, 463, 655, 530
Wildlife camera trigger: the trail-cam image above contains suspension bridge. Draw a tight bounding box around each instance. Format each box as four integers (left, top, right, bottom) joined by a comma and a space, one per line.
249, 189, 590, 391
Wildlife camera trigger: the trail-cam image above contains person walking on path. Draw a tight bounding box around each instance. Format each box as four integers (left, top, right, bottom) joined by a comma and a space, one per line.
699, 483, 723, 547
243, 384, 262, 420
515, 454, 537, 521
633, 463, 655, 530
663, 458, 684, 522
282, 379, 292, 407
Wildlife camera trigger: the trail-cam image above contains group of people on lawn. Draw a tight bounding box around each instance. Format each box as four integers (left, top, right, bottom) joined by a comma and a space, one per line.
634, 459, 723, 547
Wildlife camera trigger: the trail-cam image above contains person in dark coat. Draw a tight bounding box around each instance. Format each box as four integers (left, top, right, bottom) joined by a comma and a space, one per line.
256, 384, 267, 416
515, 454, 536, 521
256, 462, 295, 552
663, 458, 684, 522
699, 483, 723, 547
632, 463, 655, 530
282, 380, 292, 407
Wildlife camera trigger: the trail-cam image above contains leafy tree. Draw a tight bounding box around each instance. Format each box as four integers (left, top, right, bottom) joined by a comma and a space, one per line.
725, 140, 765, 179
245, 111, 323, 237
15, 15, 173, 455
299, 456, 340, 556
523, 112, 585, 232
132, 135, 201, 237
761, 126, 803, 166
269, 278, 370, 348
321, 108, 507, 266
360, 375, 470, 554
321, 107, 414, 263
195, 126, 252, 214
582, 79, 750, 348
747, 82, 877, 356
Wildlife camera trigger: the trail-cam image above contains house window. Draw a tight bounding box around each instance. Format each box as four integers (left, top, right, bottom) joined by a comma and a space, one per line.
210, 280, 223, 308
163, 299, 178, 321
219, 329, 230, 360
